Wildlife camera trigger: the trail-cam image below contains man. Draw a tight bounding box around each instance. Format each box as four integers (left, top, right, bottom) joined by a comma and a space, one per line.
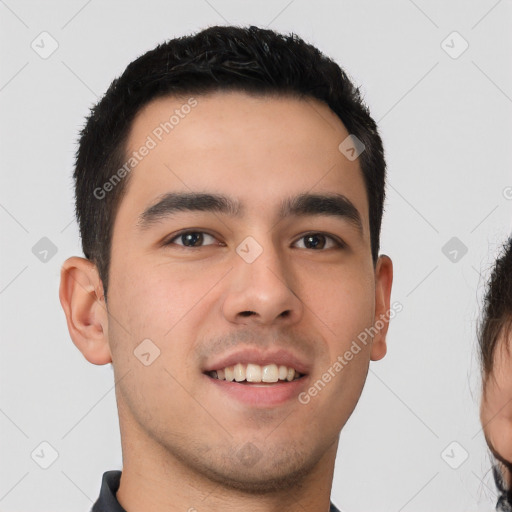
59, 24, 393, 512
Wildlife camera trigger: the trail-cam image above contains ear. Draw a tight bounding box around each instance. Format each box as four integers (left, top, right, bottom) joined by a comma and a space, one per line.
59, 256, 112, 365
370, 254, 393, 361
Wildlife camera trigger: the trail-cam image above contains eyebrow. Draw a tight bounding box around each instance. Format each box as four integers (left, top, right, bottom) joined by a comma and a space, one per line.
136, 191, 363, 234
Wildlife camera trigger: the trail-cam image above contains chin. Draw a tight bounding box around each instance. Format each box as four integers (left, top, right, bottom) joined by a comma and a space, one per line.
198, 456, 315, 494
172, 440, 322, 494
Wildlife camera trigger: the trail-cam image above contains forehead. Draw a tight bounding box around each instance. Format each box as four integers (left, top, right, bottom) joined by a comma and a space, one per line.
119, 90, 369, 228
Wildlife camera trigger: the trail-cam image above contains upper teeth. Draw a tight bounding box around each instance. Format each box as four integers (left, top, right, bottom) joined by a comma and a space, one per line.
209, 363, 301, 383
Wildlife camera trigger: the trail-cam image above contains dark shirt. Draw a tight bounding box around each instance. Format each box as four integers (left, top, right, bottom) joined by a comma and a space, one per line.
91, 470, 342, 512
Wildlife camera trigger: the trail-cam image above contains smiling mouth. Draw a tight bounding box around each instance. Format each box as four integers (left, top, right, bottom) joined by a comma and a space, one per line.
205, 363, 305, 384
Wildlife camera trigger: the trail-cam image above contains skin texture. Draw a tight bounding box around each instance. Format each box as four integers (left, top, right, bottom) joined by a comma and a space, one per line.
60, 91, 393, 512
481, 332, 512, 488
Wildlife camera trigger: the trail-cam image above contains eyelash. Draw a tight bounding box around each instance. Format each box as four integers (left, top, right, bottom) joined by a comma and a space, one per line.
163, 230, 346, 251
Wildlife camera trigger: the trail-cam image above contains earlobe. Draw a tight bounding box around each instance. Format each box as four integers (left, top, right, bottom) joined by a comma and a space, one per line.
370, 254, 393, 362
59, 256, 112, 365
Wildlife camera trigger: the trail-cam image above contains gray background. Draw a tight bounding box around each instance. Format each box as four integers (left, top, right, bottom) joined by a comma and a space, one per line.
1, 0, 512, 510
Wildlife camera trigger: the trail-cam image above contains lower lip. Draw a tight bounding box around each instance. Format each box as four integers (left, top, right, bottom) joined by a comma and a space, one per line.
205, 375, 309, 407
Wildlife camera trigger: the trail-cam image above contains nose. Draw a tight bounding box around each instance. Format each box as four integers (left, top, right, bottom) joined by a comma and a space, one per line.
222, 237, 304, 327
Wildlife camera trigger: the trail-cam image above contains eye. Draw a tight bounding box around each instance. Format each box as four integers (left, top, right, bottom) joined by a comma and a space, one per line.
164, 230, 220, 248
293, 232, 345, 250
162, 230, 345, 250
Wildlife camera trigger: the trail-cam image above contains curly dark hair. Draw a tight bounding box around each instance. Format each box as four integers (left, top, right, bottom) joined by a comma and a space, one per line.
494, 464, 512, 511
479, 237, 512, 381
73, 24, 386, 300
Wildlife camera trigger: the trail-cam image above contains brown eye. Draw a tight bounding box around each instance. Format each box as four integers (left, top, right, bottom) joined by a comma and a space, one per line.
165, 231, 218, 247
294, 233, 344, 250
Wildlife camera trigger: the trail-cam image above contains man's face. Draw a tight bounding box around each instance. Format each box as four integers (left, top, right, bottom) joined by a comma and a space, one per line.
104, 91, 391, 490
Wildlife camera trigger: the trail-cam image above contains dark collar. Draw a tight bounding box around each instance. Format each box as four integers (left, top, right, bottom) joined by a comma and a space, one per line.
91, 471, 125, 512
91, 470, 342, 512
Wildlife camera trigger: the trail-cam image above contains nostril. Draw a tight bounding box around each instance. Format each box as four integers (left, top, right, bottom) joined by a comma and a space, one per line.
239, 311, 256, 317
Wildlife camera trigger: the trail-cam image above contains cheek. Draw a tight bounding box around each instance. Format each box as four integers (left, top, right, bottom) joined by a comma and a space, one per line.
107, 265, 207, 428
110, 258, 218, 340
298, 263, 375, 347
